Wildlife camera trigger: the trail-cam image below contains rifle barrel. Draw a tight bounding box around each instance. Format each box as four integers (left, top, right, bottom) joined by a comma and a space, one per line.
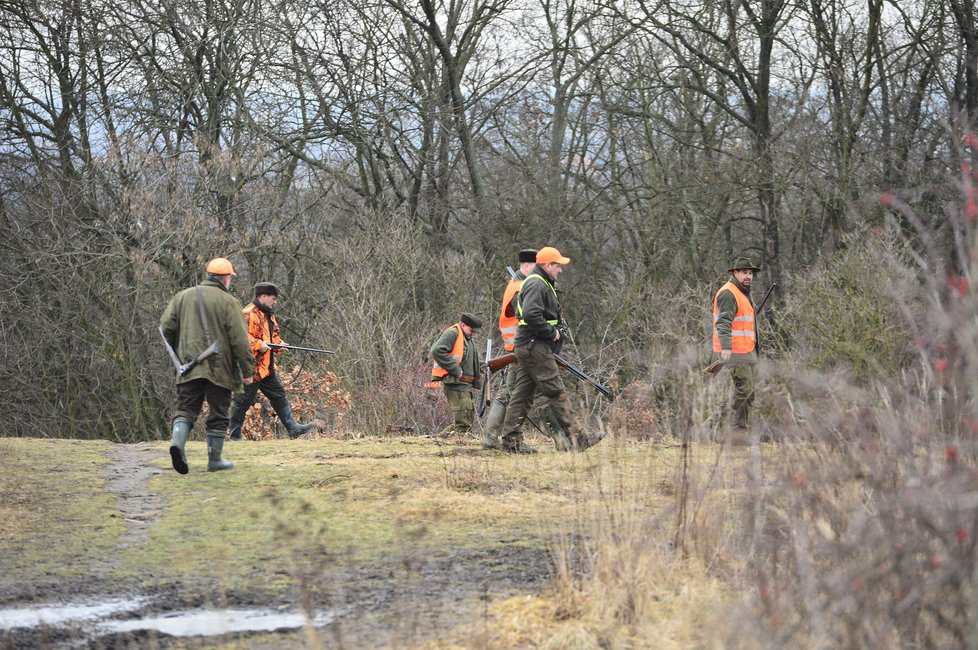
268, 343, 335, 354
554, 354, 613, 399
755, 283, 777, 315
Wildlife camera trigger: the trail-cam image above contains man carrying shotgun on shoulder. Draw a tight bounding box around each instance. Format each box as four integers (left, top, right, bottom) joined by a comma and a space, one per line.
497, 247, 605, 454
228, 282, 319, 440
160, 257, 255, 474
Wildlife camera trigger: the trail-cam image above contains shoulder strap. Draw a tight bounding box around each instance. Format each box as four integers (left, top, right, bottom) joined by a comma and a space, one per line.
196, 284, 214, 342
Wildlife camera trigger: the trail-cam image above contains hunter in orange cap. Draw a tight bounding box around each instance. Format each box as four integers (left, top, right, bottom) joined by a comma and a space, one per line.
535, 246, 570, 265
160, 256, 254, 474
205, 257, 236, 275
496, 245, 604, 454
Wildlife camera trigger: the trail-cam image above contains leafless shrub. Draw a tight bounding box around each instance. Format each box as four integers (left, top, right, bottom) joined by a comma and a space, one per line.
234, 366, 352, 440
740, 160, 978, 646
346, 363, 450, 438
548, 147, 978, 646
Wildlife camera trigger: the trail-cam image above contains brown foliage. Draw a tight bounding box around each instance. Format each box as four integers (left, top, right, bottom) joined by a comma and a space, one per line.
604, 381, 670, 442
201, 367, 351, 440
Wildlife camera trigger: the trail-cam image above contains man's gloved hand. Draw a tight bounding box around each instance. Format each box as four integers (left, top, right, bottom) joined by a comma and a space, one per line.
552, 324, 568, 353
259, 341, 270, 352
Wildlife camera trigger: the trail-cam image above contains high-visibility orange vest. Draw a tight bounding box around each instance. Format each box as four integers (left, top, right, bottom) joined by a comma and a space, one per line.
498, 279, 522, 351
428, 324, 465, 386
712, 282, 756, 354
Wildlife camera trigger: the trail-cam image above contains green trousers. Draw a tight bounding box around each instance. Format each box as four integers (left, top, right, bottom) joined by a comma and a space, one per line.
728, 362, 756, 429
484, 363, 562, 447
442, 385, 475, 433
500, 343, 576, 447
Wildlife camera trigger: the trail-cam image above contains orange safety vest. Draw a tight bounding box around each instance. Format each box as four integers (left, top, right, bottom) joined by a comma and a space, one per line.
712, 282, 756, 354
426, 324, 465, 387
498, 279, 522, 351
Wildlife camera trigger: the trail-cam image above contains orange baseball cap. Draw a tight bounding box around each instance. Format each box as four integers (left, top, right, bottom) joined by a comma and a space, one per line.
205, 257, 236, 275
536, 246, 570, 265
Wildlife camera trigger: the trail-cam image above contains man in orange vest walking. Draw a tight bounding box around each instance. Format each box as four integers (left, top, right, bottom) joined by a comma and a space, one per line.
499, 246, 602, 453
430, 313, 483, 437
712, 256, 761, 442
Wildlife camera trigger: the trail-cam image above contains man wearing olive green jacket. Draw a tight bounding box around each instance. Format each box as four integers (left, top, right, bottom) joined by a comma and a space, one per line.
712, 256, 761, 443
160, 257, 256, 474
498, 246, 602, 454
429, 313, 483, 437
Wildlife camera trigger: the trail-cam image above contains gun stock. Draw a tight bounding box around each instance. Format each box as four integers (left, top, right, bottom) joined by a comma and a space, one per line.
486, 353, 517, 373
179, 340, 221, 376
703, 360, 724, 376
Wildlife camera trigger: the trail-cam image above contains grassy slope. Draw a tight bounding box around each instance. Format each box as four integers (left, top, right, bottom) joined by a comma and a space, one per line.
0, 435, 743, 648
0, 438, 125, 583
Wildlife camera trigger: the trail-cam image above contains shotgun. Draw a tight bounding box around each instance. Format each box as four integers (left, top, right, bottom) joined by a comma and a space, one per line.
704, 282, 777, 376
267, 343, 335, 354
555, 354, 614, 399
483, 352, 613, 399
159, 325, 221, 377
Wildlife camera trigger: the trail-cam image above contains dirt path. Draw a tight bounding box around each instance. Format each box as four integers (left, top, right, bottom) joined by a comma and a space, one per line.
105, 442, 165, 549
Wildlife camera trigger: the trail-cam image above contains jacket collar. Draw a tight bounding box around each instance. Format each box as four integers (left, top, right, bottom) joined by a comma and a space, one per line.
201, 278, 227, 292
532, 264, 557, 285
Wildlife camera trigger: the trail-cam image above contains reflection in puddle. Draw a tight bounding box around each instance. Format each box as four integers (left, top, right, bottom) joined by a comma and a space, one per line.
0, 597, 147, 628
100, 609, 340, 637
0, 598, 340, 638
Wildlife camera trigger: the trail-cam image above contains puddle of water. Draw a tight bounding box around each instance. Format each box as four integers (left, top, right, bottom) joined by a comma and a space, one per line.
0, 597, 147, 629
99, 608, 340, 637
0, 597, 342, 639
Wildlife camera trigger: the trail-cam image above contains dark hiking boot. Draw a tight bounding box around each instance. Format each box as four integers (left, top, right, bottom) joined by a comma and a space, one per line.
500, 436, 538, 454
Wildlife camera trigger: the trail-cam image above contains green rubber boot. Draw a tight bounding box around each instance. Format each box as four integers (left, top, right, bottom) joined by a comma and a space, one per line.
169, 417, 192, 475
274, 403, 316, 439
228, 401, 247, 441
206, 430, 234, 471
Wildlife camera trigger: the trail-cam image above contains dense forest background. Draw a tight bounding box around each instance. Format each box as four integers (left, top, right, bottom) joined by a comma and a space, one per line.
1, 0, 976, 440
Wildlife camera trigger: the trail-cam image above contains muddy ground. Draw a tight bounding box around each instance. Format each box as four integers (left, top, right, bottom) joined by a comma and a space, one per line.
0, 443, 556, 649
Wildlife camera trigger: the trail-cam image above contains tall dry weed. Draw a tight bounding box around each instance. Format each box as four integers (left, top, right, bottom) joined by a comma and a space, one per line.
548, 135, 978, 647
739, 143, 978, 647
